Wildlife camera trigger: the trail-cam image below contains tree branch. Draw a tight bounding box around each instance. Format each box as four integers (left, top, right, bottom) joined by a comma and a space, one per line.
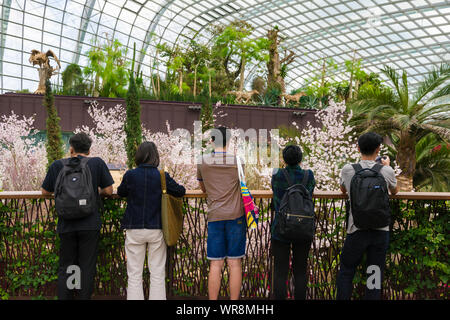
280, 50, 295, 65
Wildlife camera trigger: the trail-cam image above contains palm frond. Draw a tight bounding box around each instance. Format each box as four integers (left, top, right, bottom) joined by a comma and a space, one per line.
419, 123, 450, 142
349, 86, 399, 114
360, 119, 401, 137
429, 83, 450, 102
411, 63, 450, 107
382, 65, 408, 112
391, 113, 413, 130
412, 63, 450, 108
400, 69, 409, 109
416, 101, 450, 123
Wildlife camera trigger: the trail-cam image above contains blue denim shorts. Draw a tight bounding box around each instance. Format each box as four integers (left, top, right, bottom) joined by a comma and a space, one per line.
207, 215, 247, 260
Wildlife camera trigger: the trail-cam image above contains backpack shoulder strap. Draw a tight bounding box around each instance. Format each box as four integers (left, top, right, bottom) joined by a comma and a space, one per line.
54, 159, 70, 196
372, 163, 383, 174
60, 158, 70, 167
79, 156, 91, 168
281, 168, 293, 187
301, 169, 309, 186
351, 163, 363, 173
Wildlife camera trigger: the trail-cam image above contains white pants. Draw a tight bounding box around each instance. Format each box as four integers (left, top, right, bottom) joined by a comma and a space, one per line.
125, 229, 167, 300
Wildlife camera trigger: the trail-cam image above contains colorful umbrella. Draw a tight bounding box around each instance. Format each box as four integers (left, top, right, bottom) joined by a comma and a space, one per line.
236, 156, 259, 229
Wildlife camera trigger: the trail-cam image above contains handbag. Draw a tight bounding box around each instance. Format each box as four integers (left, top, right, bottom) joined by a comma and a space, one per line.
236, 156, 259, 229
159, 169, 184, 246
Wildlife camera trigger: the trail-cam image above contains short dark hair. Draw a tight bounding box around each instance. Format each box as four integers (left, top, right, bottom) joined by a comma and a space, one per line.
283, 144, 303, 166
211, 126, 230, 148
135, 141, 160, 167
69, 132, 92, 154
358, 132, 383, 155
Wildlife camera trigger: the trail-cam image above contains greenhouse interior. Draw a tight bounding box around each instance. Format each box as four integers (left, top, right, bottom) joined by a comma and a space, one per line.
0, 0, 448, 302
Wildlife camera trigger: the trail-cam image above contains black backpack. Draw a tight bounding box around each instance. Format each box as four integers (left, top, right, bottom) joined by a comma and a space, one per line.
349, 163, 390, 229
54, 157, 98, 220
274, 169, 315, 242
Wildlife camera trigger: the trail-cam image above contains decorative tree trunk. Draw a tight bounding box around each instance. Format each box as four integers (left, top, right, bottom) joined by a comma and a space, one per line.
266, 28, 282, 91
319, 58, 326, 109
354, 80, 360, 100
157, 73, 160, 98
193, 64, 198, 97
238, 56, 246, 91
35, 68, 53, 94
396, 132, 416, 191
266, 27, 295, 96
347, 49, 356, 102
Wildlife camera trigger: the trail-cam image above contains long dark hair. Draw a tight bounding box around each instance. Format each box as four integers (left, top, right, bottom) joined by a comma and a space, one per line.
135, 141, 160, 167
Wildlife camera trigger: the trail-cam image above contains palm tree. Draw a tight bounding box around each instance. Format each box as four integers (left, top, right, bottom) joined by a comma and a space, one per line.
413, 134, 449, 192
349, 63, 450, 191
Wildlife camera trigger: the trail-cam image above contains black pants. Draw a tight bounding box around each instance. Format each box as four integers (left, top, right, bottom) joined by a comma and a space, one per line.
57, 230, 100, 300
271, 238, 312, 300
336, 230, 389, 300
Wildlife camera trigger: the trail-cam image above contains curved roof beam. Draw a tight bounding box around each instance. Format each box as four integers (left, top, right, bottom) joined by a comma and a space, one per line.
136, 0, 175, 71
241, 0, 450, 91
169, 0, 242, 51
0, 0, 12, 92
137, 0, 219, 77
72, 0, 96, 65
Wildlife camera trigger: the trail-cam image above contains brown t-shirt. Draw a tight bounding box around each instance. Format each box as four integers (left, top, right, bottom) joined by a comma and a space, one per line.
197, 152, 244, 222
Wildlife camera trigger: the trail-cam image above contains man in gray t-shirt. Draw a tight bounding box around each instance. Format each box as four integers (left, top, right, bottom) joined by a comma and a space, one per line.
336, 132, 398, 300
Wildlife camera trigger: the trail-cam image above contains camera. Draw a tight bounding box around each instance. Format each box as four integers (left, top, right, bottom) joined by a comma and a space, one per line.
375, 156, 387, 163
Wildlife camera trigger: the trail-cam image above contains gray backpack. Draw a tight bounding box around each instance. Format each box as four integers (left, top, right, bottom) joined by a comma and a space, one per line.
54, 157, 97, 220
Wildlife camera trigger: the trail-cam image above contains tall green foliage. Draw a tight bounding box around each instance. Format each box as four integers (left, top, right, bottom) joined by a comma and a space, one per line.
84, 37, 129, 98
43, 79, 64, 169
124, 44, 142, 169
61, 63, 86, 96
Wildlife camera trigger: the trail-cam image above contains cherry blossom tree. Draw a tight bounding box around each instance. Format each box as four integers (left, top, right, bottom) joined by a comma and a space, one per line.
74, 102, 127, 168
271, 99, 401, 191
0, 112, 47, 190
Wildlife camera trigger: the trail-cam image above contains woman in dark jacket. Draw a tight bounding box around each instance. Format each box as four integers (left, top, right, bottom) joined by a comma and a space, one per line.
117, 142, 185, 300
271, 145, 316, 300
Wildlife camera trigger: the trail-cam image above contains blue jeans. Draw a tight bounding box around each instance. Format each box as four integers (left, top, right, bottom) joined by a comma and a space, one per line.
336, 229, 389, 300
207, 216, 247, 260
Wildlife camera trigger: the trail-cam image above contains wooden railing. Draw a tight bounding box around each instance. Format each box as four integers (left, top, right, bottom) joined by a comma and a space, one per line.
1, 190, 449, 200
0, 190, 448, 300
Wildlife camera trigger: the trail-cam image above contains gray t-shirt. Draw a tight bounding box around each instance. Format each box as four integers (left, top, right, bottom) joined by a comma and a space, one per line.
340, 160, 397, 234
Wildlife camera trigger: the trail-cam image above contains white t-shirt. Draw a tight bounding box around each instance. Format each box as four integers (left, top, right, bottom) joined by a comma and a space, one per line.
340, 160, 397, 234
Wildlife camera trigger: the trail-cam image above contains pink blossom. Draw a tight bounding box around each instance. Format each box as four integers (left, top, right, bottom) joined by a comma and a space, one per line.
0, 111, 47, 190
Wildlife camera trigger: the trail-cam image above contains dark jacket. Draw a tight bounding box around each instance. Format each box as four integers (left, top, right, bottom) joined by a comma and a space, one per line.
271, 165, 316, 243
117, 164, 186, 229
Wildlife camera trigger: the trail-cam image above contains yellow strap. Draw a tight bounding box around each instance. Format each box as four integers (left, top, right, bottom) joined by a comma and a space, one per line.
159, 169, 167, 193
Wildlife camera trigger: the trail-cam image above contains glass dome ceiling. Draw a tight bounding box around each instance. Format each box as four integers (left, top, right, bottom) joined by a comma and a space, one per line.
1, 0, 449, 94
